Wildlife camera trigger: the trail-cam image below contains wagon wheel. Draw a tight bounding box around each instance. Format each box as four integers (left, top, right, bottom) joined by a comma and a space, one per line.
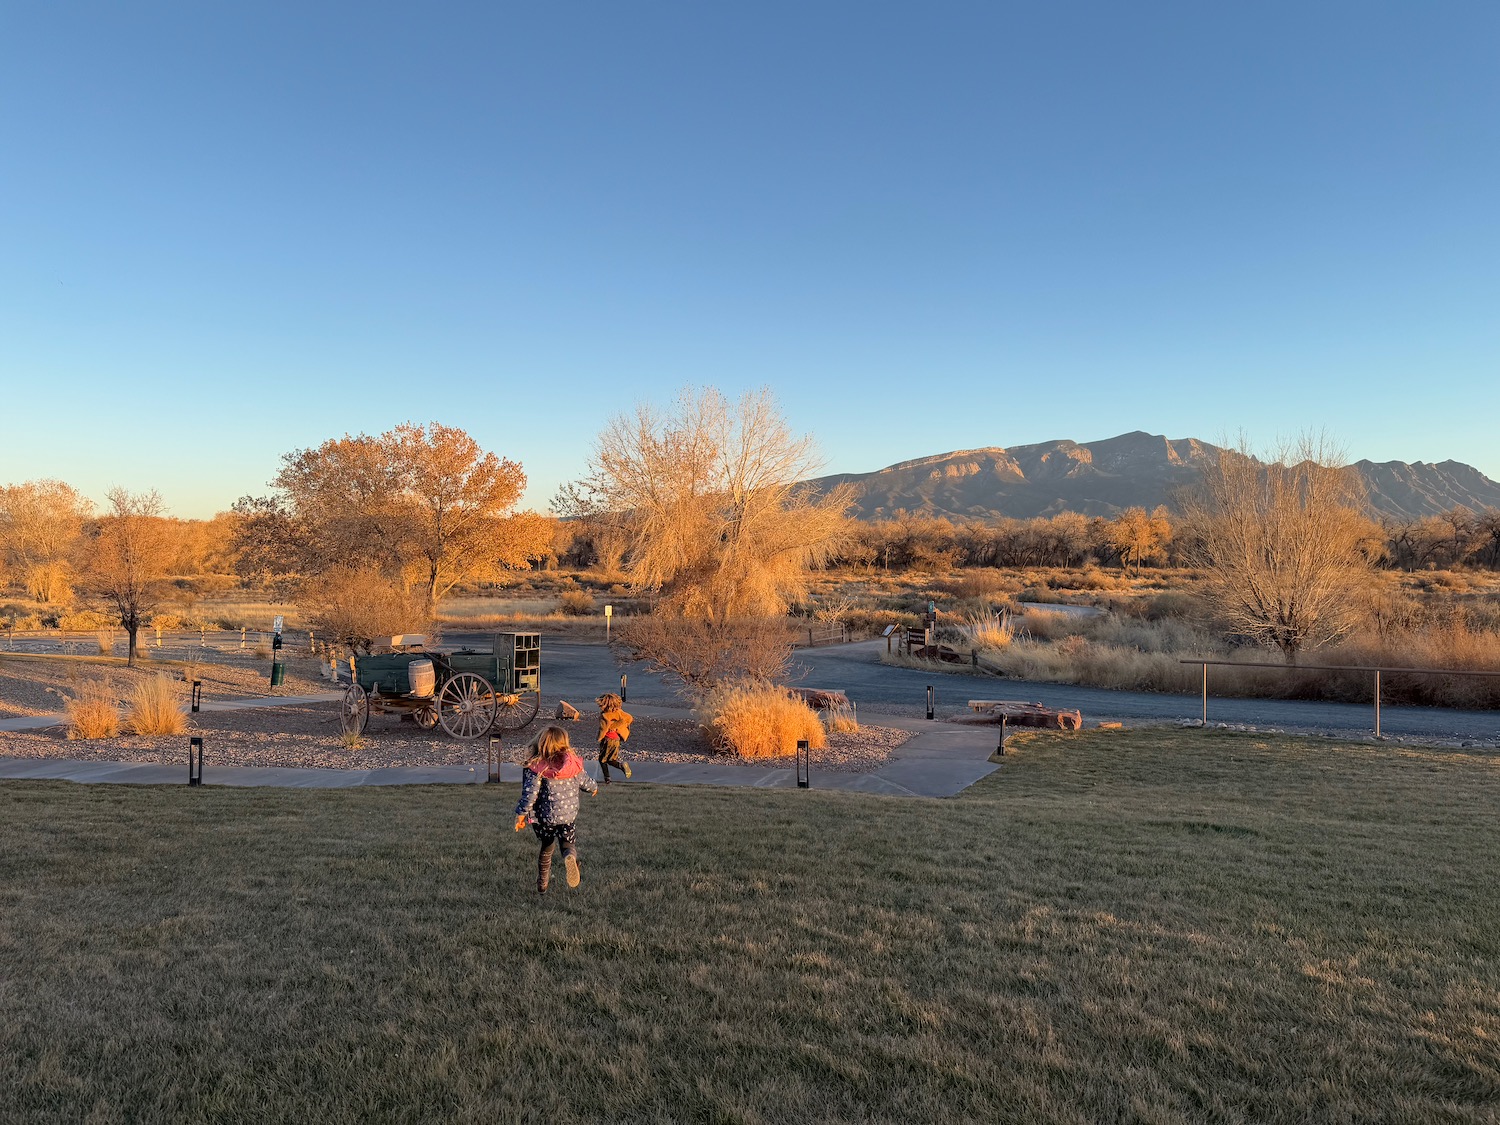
493, 689, 541, 733
437, 672, 498, 740
340, 684, 369, 735
414, 704, 439, 730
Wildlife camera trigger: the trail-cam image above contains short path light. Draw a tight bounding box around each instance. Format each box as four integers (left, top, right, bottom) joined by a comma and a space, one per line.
619, 672, 628, 703
796, 739, 810, 789
190, 680, 202, 713
926, 685, 935, 721
997, 715, 1008, 756
188, 737, 203, 786
487, 735, 503, 784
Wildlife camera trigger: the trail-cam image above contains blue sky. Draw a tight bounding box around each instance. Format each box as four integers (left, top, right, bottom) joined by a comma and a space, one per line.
2, 1, 1496, 517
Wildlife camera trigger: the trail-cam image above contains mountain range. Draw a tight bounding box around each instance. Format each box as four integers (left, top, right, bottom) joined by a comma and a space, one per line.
809, 432, 1500, 522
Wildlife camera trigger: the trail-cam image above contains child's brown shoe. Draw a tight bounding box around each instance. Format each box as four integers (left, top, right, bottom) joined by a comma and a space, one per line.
564, 855, 581, 888
621, 761, 632, 779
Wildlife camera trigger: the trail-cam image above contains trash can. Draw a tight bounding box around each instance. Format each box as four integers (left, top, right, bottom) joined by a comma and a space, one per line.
270, 661, 286, 687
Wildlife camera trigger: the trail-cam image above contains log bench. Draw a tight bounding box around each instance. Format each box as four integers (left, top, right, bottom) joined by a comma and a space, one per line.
967, 700, 1082, 730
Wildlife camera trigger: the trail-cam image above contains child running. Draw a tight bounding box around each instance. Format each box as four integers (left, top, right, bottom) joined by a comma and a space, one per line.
595, 692, 633, 784
513, 725, 597, 894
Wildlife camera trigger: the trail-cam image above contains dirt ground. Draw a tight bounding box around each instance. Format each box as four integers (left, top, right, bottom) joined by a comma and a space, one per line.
0, 655, 911, 773
0, 653, 328, 719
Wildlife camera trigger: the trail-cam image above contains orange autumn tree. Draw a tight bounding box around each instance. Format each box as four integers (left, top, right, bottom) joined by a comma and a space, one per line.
274, 423, 551, 619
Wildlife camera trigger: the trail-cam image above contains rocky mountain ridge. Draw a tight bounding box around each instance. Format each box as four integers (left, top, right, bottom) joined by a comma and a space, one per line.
811, 432, 1500, 521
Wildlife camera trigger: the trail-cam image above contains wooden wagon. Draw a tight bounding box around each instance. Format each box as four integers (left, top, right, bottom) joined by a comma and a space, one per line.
338, 633, 541, 740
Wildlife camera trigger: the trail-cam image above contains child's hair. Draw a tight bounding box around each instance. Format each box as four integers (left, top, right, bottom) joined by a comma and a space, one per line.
524, 725, 572, 770
596, 692, 623, 711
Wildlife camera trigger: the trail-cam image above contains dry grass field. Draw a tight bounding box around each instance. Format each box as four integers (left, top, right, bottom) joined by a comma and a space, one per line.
3, 728, 1498, 1123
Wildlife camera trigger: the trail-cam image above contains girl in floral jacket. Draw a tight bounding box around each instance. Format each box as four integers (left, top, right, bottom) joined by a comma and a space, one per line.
513, 725, 597, 894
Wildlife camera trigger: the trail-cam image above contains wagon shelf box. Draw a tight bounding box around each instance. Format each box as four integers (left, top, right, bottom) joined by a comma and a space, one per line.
338, 633, 542, 740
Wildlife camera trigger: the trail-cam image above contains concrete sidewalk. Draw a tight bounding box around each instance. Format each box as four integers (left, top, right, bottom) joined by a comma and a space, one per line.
0, 705, 1004, 798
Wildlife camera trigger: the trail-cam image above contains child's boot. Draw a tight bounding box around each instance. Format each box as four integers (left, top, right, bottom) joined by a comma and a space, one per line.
564, 854, 581, 889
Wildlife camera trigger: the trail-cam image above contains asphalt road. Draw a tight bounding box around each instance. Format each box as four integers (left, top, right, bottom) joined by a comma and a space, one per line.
497, 637, 1500, 744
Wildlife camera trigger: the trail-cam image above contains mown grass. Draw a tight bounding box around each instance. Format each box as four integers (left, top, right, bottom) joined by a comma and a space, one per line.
3, 731, 1499, 1122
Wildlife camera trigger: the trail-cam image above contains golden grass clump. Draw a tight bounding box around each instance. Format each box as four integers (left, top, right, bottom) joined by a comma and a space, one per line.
701, 682, 827, 760
822, 700, 859, 735
66, 682, 121, 740
96, 631, 115, 656
125, 674, 188, 735
956, 611, 1016, 650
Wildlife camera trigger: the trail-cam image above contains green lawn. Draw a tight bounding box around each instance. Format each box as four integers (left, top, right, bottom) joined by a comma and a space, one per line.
3, 731, 1499, 1123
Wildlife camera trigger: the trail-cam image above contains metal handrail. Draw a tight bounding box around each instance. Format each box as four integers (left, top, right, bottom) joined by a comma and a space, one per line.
1179, 658, 1500, 738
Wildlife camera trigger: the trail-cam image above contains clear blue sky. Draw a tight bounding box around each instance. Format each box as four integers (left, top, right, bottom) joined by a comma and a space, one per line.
2, 1, 1496, 517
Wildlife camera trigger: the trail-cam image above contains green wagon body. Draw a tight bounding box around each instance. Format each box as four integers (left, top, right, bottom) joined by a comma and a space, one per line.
341, 633, 541, 739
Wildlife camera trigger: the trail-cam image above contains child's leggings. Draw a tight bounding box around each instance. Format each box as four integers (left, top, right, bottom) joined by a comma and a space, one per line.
533, 822, 577, 886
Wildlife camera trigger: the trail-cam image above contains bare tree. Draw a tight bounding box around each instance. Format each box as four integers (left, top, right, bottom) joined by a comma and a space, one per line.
1180, 436, 1371, 660
78, 489, 175, 664
566, 387, 853, 621
0, 480, 92, 603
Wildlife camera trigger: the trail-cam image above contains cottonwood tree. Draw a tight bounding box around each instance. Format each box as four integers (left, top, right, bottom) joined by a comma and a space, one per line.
79, 489, 175, 664
0, 480, 92, 603
272, 423, 551, 613
1180, 436, 1371, 660
564, 387, 853, 621
1108, 506, 1173, 574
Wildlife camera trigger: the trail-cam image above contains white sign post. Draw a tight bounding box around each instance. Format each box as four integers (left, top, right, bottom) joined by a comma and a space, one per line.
273, 615, 284, 635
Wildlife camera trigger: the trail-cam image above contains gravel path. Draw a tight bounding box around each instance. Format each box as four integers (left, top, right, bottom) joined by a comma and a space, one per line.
0, 695, 913, 774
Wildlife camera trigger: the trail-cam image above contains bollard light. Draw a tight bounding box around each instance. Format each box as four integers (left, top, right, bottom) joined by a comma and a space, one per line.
487, 736, 503, 783
188, 736, 203, 786
997, 715, 1008, 756
620, 673, 627, 704
926, 685, 934, 721
796, 739, 810, 788
190, 680, 202, 713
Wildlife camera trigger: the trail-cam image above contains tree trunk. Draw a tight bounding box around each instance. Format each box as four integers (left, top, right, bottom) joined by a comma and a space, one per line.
127, 624, 139, 666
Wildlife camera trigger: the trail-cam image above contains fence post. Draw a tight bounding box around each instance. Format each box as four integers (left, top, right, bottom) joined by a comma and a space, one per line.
1374, 669, 1381, 739
1201, 663, 1208, 726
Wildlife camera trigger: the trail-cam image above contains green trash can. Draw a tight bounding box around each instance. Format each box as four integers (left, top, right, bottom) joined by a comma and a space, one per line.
270, 661, 286, 687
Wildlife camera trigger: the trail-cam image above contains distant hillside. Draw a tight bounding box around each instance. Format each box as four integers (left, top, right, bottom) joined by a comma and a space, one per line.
809, 432, 1500, 522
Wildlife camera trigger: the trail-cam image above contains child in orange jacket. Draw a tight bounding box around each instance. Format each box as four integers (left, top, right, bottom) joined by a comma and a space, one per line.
595, 692, 633, 783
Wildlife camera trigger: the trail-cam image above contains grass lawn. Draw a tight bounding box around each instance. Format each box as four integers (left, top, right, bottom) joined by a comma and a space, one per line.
3, 731, 1499, 1123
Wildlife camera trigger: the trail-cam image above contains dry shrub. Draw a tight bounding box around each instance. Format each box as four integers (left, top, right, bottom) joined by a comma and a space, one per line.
937, 569, 1022, 602
701, 681, 827, 760
558, 590, 594, 616
339, 729, 366, 751
66, 682, 121, 740
618, 616, 794, 693
301, 566, 430, 653
95, 631, 115, 656
252, 643, 272, 660
126, 674, 187, 735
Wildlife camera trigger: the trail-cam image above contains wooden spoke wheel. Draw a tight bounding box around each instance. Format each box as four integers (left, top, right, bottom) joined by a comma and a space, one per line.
493, 689, 541, 733
340, 684, 369, 735
437, 672, 498, 740
414, 704, 439, 730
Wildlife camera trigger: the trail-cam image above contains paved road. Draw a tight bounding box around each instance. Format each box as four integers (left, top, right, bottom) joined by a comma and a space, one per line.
513, 638, 1500, 743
